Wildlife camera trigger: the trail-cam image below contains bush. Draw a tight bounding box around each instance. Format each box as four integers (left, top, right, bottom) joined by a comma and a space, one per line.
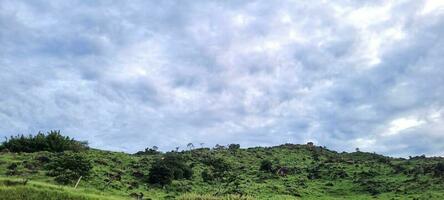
201, 169, 215, 182
5, 163, 20, 176
201, 156, 232, 182
148, 153, 193, 186
36, 155, 51, 163
7, 163, 18, 170
148, 164, 174, 186
0, 130, 88, 153
434, 162, 444, 177
259, 160, 273, 172
46, 153, 92, 184
202, 157, 231, 174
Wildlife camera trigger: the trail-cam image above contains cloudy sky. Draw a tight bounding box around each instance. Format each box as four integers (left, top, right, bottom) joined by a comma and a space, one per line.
1, 0, 444, 157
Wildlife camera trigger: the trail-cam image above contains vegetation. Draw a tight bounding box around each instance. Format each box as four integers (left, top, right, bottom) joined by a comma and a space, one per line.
1, 131, 444, 199
259, 160, 273, 172
0, 178, 123, 200
148, 153, 193, 186
135, 146, 160, 155
46, 152, 92, 184
0, 130, 88, 153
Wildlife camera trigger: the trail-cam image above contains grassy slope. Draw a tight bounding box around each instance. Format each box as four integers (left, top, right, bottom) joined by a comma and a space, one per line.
0, 177, 127, 200
1, 144, 444, 199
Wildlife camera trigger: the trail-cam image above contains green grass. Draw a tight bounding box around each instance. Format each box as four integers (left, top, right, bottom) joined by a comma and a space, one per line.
1, 144, 444, 199
0, 178, 127, 200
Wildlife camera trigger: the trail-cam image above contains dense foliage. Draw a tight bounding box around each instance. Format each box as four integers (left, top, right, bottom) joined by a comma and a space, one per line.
259, 160, 273, 172
148, 153, 193, 186
0, 130, 88, 153
201, 156, 232, 183
46, 152, 92, 184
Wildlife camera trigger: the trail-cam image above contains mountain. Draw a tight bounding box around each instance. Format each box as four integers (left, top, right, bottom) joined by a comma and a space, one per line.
1, 133, 444, 199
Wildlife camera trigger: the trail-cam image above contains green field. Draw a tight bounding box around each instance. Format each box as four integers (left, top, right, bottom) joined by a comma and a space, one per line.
1, 135, 444, 199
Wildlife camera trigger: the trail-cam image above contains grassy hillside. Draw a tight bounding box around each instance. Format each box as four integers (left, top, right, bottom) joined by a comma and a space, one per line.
0, 146, 443, 199
0, 177, 125, 200
1, 134, 444, 199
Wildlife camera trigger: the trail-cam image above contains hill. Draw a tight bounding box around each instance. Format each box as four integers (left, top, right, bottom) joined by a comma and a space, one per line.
1, 132, 444, 199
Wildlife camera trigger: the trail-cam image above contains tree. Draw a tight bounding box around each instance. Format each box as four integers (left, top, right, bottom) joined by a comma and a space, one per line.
148, 164, 174, 186
135, 146, 160, 155
260, 160, 273, 173
187, 143, 194, 150
228, 144, 240, 151
214, 144, 225, 150
434, 162, 444, 177
148, 153, 192, 186
0, 130, 88, 153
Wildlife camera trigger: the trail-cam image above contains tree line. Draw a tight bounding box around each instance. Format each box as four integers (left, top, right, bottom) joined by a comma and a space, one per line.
0, 130, 88, 153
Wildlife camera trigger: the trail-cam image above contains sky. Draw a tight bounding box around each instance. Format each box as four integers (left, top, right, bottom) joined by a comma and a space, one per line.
1, 0, 444, 157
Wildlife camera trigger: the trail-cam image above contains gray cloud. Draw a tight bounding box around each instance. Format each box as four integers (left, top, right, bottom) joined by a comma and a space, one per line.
1, 0, 443, 156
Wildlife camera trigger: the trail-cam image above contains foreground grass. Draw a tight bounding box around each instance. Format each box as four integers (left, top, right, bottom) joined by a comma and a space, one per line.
0, 186, 101, 200
0, 178, 127, 200
0, 178, 258, 200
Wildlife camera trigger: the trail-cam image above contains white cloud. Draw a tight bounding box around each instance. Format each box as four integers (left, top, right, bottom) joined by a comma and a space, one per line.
385, 117, 426, 136
421, 0, 444, 15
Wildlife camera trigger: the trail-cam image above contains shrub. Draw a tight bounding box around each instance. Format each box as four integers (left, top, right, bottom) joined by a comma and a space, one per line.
7, 163, 18, 170
434, 162, 444, 177
355, 178, 391, 195
148, 153, 193, 186
201, 156, 232, 182
202, 157, 231, 174
201, 169, 215, 182
148, 163, 174, 186
23, 161, 36, 170
6, 163, 20, 176
36, 155, 51, 163
0, 130, 88, 153
46, 152, 92, 184
259, 160, 273, 172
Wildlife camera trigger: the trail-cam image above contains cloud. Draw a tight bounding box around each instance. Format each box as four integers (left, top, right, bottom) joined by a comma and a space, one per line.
1, 0, 443, 156
385, 117, 425, 136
